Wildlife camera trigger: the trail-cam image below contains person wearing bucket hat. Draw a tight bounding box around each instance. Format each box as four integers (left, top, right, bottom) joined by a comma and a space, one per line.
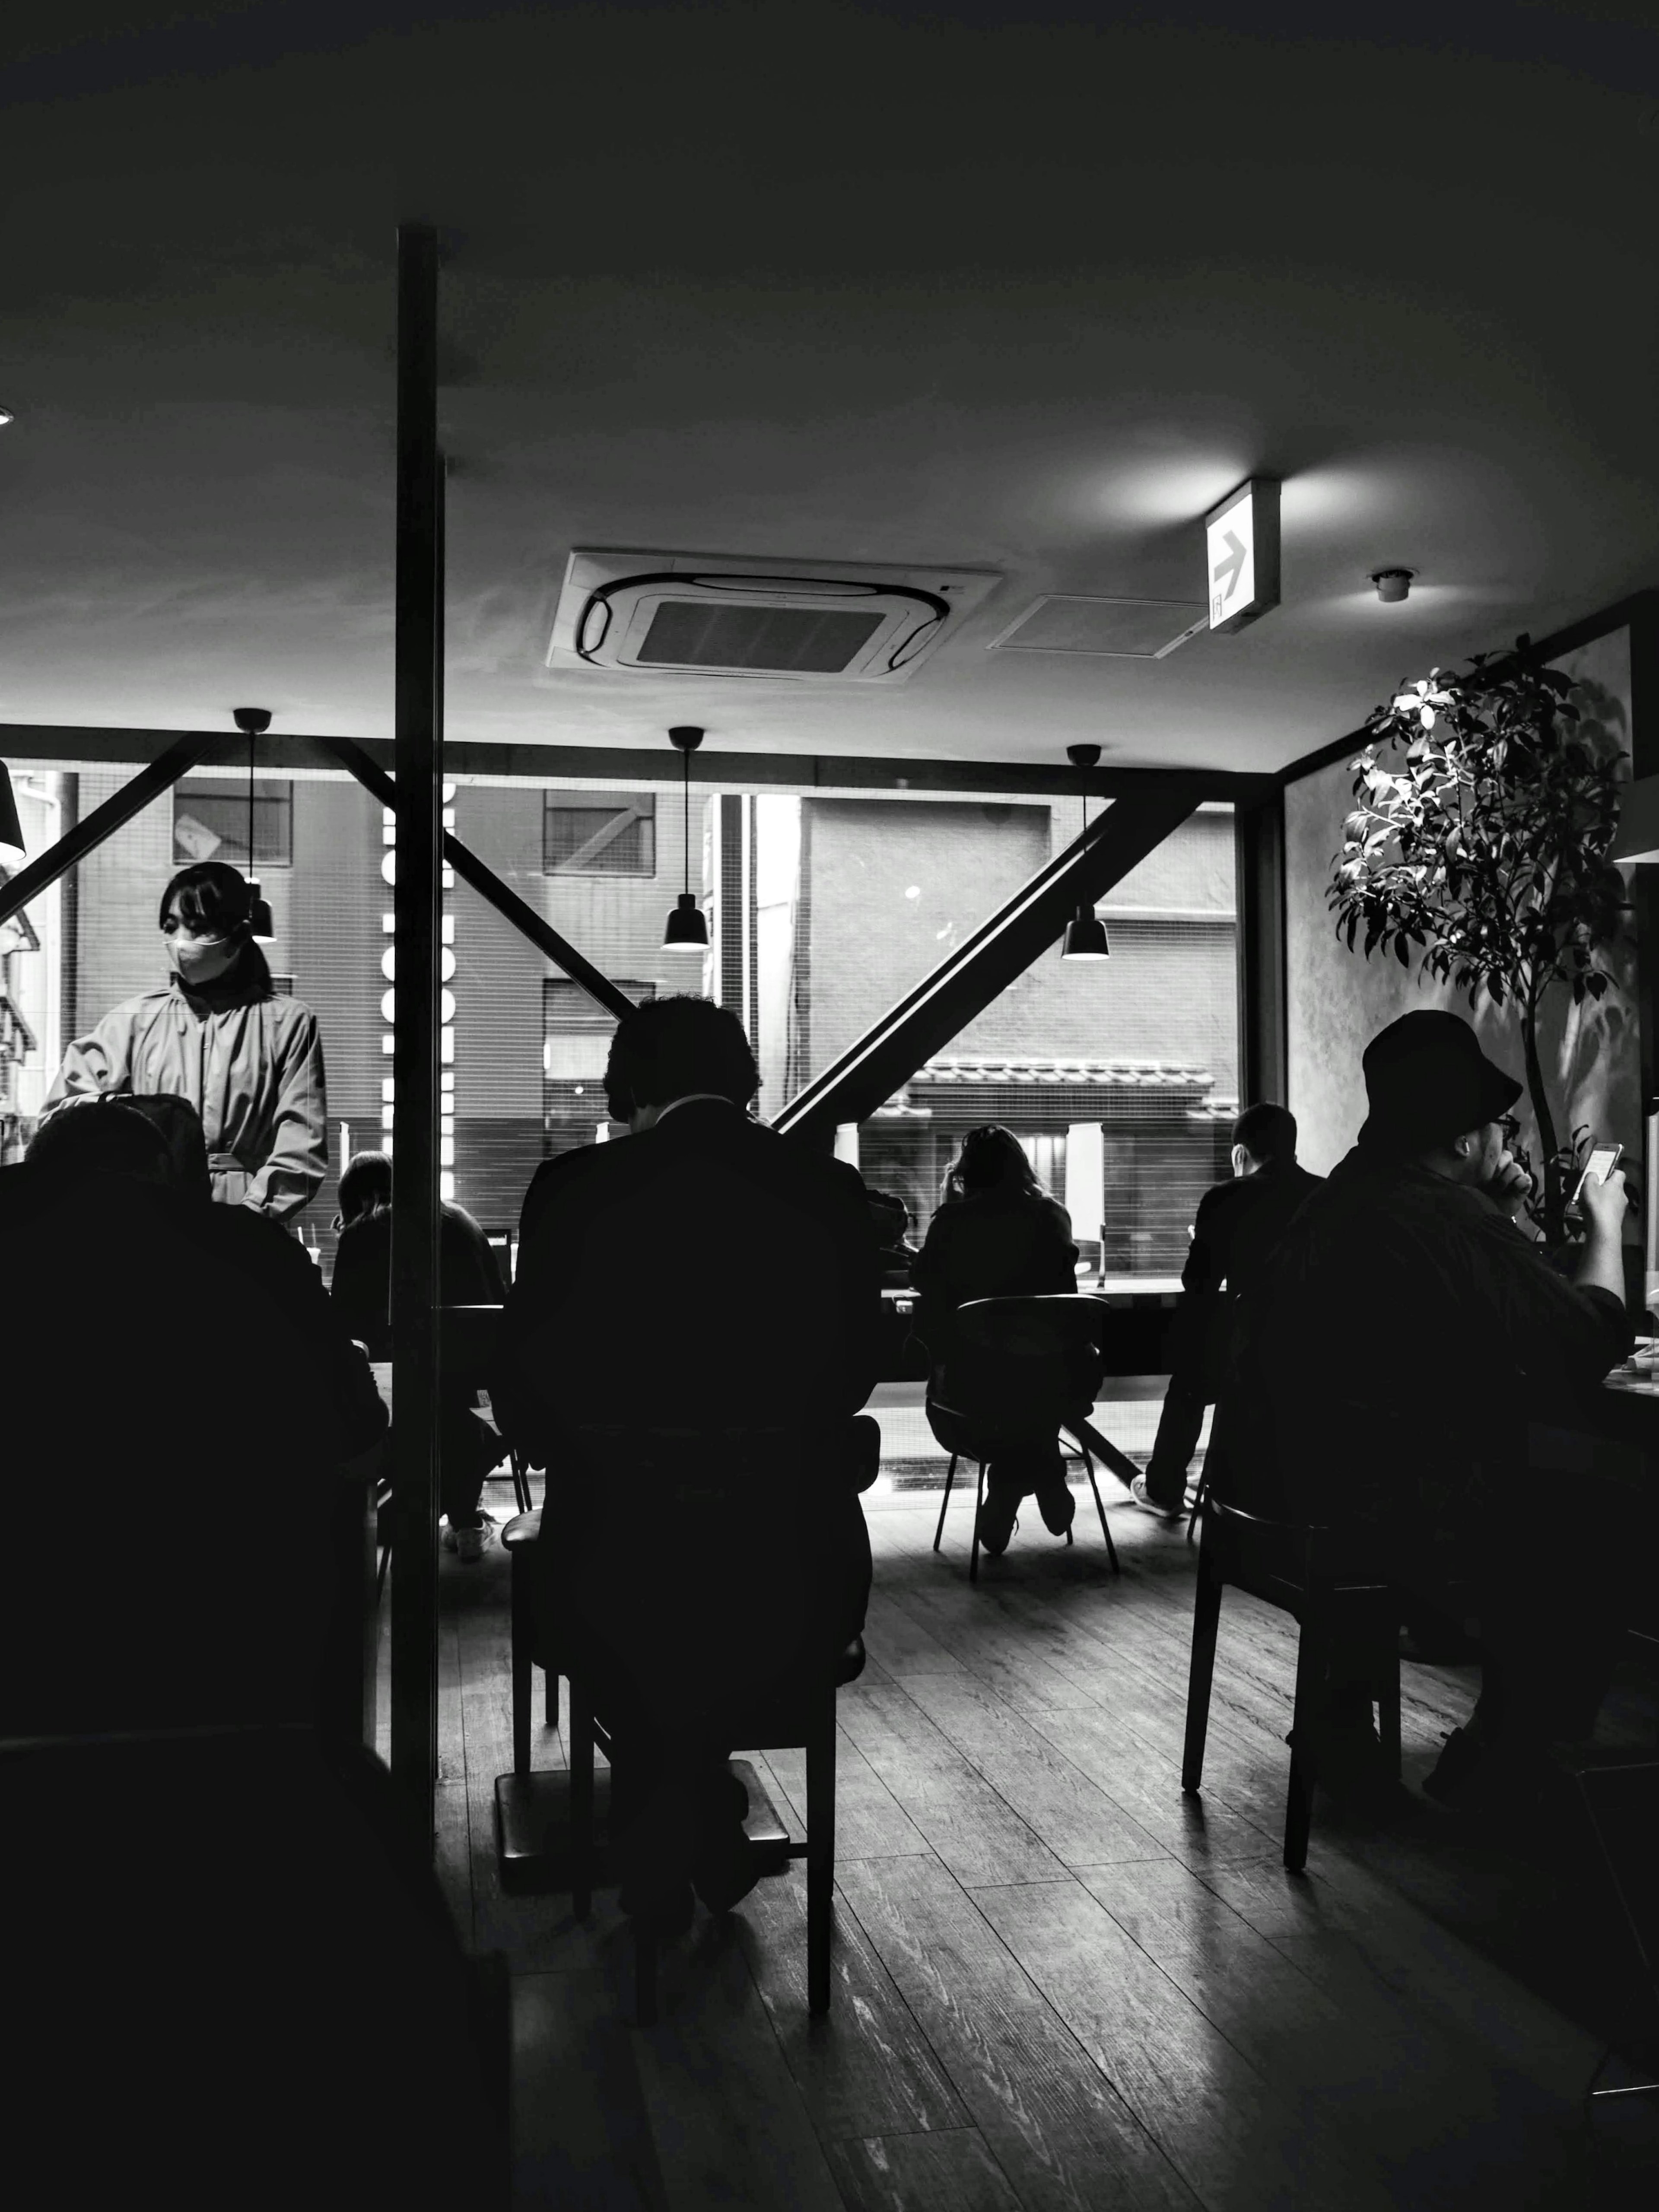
1208, 1008, 1634, 1821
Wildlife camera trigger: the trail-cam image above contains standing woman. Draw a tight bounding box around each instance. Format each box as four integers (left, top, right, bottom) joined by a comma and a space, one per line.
42, 861, 327, 1225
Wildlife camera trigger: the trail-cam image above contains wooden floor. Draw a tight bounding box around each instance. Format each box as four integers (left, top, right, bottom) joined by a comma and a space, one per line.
413, 1477, 1659, 2211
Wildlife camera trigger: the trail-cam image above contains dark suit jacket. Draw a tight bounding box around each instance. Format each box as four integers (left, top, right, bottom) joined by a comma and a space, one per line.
499, 1101, 883, 1710
1170, 1159, 1323, 1395
502, 1101, 880, 1445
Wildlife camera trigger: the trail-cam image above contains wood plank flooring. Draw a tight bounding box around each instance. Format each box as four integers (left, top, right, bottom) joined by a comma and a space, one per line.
422, 1476, 1659, 2211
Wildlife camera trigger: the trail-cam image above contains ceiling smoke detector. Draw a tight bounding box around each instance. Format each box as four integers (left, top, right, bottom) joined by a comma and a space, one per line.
548, 549, 1000, 684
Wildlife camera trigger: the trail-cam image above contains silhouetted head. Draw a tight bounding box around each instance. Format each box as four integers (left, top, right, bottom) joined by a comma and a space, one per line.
27, 1099, 173, 1187
159, 862, 273, 998
1231, 1102, 1298, 1175
337, 1150, 393, 1229
121, 1094, 213, 1200
942, 1124, 1044, 1205
603, 995, 759, 1125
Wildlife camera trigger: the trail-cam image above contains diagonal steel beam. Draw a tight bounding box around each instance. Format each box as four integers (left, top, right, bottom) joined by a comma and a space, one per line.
774, 788, 1202, 1146
0, 734, 215, 928
319, 735, 636, 1023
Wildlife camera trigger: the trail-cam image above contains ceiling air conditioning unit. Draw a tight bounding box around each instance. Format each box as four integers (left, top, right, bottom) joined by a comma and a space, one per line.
548, 550, 1000, 684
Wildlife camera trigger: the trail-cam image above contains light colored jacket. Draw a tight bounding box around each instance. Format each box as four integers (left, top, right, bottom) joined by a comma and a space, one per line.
43, 979, 327, 1222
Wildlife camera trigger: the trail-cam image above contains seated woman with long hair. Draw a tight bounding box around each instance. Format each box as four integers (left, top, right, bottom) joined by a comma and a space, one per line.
912, 1124, 1088, 1556
330, 1150, 507, 1560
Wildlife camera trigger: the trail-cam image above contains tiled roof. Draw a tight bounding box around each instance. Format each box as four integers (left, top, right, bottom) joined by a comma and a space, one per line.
910, 1057, 1214, 1088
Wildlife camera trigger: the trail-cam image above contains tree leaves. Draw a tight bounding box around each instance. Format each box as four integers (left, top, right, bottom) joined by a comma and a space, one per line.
1327, 651, 1627, 1243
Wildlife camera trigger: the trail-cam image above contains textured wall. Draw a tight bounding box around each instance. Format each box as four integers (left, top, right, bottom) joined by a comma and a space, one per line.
1284, 629, 1635, 1176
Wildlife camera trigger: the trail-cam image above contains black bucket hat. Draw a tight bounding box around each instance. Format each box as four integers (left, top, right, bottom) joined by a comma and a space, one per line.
1359, 1010, 1522, 1150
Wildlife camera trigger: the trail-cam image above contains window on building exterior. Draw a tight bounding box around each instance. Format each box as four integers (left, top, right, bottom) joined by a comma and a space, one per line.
544, 794, 655, 876
542, 979, 654, 1081
173, 778, 294, 870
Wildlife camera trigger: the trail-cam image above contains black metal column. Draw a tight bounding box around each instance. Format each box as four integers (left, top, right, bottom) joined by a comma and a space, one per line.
1234, 791, 1287, 1109
389, 221, 444, 1839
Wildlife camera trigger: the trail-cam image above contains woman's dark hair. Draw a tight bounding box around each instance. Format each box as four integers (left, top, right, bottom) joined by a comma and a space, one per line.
159, 863, 273, 998
941, 1124, 1045, 1205
604, 995, 759, 1121
336, 1150, 393, 1230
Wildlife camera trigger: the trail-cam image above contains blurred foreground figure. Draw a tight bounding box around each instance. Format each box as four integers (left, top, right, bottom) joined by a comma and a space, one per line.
3, 1103, 501, 2202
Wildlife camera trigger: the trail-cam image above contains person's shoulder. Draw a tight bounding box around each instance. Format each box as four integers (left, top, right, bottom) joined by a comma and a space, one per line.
443, 1200, 489, 1236
267, 992, 321, 1037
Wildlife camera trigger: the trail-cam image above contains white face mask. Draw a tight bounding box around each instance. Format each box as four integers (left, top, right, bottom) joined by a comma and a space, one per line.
162, 917, 241, 986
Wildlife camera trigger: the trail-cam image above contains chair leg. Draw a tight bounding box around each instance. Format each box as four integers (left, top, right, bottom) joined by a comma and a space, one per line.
1186, 1464, 1211, 1547
969, 1461, 985, 1583
510, 1447, 531, 1517
510, 1551, 531, 1779
1081, 1448, 1119, 1575
569, 1678, 594, 1920
933, 1456, 957, 1553
806, 1690, 836, 2016
1284, 1623, 1324, 1873
546, 1663, 557, 1732
1181, 1551, 1223, 1793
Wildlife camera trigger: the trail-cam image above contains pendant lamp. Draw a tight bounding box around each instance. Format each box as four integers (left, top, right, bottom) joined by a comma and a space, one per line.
1060, 742, 1110, 962
0, 760, 25, 864
663, 725, 710, 951
232, 707, 277, 943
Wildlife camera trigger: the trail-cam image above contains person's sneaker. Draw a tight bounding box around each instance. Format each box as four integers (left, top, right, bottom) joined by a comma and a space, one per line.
975, 1497, 1019, 1558
1129, 1475, 1185, 1521
443, 1513, 498, 1562
1035, 1481, 1076, 1538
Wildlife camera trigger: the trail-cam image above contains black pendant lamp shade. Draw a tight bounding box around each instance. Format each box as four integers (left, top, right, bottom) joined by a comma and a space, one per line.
1061, 742, 1109, 962
232, 708, 277, 944
0, 759, 25, 863
663, 725, 709, 952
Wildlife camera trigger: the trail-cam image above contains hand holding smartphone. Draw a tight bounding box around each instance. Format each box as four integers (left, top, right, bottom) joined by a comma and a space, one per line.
1570, 1141, 1623, 1214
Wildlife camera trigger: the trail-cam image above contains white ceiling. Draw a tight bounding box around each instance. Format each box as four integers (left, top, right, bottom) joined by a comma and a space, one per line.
1, 1, 1655, 775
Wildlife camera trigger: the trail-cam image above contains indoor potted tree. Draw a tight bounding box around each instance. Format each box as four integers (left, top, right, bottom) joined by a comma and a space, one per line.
1328, 640, 1629, 1246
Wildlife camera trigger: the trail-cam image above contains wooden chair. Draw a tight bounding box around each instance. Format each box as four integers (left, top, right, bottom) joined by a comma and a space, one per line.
567, 1658, 857, 2026
1182, 1493, 1401, 1871
927, 1294, 1120, 1579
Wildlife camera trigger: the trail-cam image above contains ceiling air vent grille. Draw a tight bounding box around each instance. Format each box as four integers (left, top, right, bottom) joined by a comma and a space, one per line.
987, 595, 1208, 659
549, 550, 1000, 684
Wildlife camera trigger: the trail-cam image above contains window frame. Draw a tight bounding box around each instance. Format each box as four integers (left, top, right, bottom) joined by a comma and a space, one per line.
543, 792, 657, 877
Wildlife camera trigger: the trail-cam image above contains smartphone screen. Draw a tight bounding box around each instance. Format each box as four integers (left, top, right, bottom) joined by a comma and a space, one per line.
1571, 1142, 1622, 1208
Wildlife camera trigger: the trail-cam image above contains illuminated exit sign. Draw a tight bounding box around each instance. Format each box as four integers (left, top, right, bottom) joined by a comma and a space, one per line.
1205, 477, 1281, 633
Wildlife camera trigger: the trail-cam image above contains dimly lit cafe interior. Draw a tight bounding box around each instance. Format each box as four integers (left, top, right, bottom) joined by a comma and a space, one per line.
5, 3, 1659, 2205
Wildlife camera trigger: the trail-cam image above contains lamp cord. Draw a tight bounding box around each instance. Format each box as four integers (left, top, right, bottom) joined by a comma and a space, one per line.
683, 748, 690, 894
247, 729, 256, 883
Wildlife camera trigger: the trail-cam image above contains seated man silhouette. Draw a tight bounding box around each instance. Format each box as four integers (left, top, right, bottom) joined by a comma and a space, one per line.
1216, 1011, 1635, 1815
499, 996, 881, 1931
1131, 1102, 1321, 1519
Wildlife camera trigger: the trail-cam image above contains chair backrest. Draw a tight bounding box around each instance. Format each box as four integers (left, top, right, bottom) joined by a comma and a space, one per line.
955, 1293, 1106, 1357
931, 1295, 1103, 1437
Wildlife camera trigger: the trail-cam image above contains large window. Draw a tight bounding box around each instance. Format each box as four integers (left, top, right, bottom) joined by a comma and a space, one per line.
543, 793, 655, 876
173, 777, 293, 869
